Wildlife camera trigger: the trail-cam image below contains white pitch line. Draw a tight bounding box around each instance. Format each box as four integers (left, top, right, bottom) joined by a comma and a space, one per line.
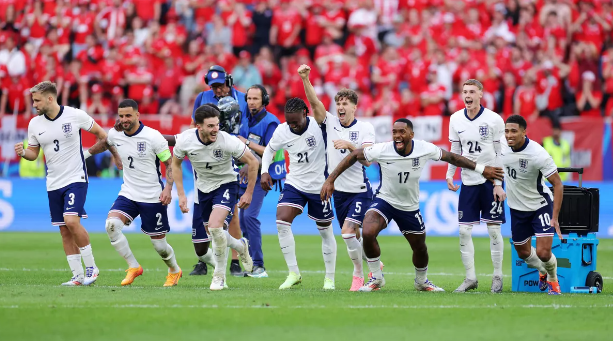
1, 304, 612, 309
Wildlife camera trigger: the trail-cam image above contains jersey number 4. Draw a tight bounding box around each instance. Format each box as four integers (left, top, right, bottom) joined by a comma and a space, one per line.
467, 141, 482, 153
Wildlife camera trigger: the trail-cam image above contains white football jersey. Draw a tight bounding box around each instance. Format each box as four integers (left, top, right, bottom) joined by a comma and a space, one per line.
323, 112, 375, 193
174, 133, 199, 204
174, 129, 246, 194
448, 106, 504, 186
364, 139, 442, 211
107, 123, 170, 203
267, 117, 327, 194
27, 106, 95, 191
500, 137, 558, 212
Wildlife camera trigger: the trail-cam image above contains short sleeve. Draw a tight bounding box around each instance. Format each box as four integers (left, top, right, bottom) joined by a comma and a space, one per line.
426, 142, 443, 161
539, 152, 558, 179
323, 111, 335, 125
106, 129, 116, 146
153, 132, 171, 162
448, 118, 459, 142
27, 120, 39, 147
362, 122, 376, 146
494, 114, 505, 142
228, 135, 248, 159
76, 109, 95, 131
363, 143, 384, 163
173, 135, 186, 159
267, 128, 284, 152
263, 121, 278, 146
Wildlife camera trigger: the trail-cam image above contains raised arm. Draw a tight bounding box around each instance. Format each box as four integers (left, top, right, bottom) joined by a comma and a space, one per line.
298, 64, 327, 124
320, 148, 366, 201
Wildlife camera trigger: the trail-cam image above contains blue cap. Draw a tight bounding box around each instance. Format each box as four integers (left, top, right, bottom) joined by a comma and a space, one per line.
207, 70, 226, 85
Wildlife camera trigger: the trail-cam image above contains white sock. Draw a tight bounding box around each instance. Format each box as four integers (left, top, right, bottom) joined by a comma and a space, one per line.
359, 235, 368, 261
225, 230, 244, 253
106, 218, 139, 268
343, 233, 363, 278
543, 253, 558, 282
277, 220, 300, 275
198, 248, 216, 268
318, 224, 337, 282
524, 246, 546, 274
487, 224, 504, 277
66, 254, 84, 278
79, 244, 96, 269
415, 266, 428, 284
151, 237, 180, 273
209, 228, 228, 277
459, 225, 476, 280
366, 257, 382, 279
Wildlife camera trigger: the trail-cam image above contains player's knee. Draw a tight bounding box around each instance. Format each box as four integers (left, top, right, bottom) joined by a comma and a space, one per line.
105, 218, 124, 242
276, 220, 291, 235
63, 217, 81, 231
151, 237, 170, 258
487, 224, 501, 235
194, 241, 210, 257
514, 245, 531, 259
536, 248, 552, 262
459, 225, 473, 238
341, 222, 359, 235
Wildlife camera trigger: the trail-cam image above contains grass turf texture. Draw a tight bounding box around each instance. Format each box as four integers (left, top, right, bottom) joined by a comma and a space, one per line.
0, 232, 611, 340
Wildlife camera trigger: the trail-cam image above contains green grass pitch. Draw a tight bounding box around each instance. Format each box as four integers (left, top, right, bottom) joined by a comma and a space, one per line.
0, 232, 611, 340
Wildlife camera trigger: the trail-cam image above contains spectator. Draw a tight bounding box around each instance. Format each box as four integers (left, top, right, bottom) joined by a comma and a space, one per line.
270, 0, 302, 60
139, 87, 159, 114
420, 68, 446, 116
19, 138, 45, 179
514, 69, 539, 120
227, 2, 253, 56
232, 50, 263, 91
0, 75, 31, 118
132, 0, 162, 23
156, 56, 182, 107
71, 1, 97, 58
251, 0, 273, 55
86, 84, 111, 115
576, 71, 603, 117
542, 121, 571, 181
126, 57, 153, 103
96, 0, 128, 43
207, 14, 232, 53
0, 35, 26, 77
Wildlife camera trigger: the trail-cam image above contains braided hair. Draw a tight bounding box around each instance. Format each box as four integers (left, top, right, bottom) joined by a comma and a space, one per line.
284, 97, 309, 114
194, 104, 220, 125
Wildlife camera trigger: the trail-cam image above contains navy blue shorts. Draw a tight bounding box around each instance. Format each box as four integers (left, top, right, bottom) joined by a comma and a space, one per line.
191, 202, 209, 243
47, 182, 88, 226
197, 182, 238, 229
278, 184, 334, 223
333, 190, 372, 227
110, 195, 170, 236
366, 197, 425, 235
458, 181, 506, 225
510, 203, 555, 245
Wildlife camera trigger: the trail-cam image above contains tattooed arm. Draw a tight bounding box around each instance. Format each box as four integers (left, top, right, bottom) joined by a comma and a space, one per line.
440, 149, 504, 182
85, 137, 124, 170
320, 148, 367, 201
159, 158, 174, 205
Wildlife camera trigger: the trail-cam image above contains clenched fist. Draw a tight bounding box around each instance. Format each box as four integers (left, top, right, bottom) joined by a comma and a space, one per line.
297, 64, 311, 80
14, 142, 25, 157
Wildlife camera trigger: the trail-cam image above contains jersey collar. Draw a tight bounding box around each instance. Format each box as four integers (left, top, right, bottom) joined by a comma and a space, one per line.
393, 140, 414, 157
290, 117, 310, 136
340, 117, 358, 128
195, 129, 215, 145
44, 105, 64, 121
464, 105, 484, 121
124, 122, 144, 137
512, 136, 530, 152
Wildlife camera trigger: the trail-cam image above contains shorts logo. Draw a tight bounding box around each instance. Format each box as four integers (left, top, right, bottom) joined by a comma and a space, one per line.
519, 158, 528, 172
370, 203, 378, 207
349, 131, 359, 143
137, 142, 147, 156
62, 123, 72, 134
458, 211, 463, 219
479, 124, 489, 139
412, 158, 420, 168
305, 136, 316, 149
213, 148, 223, 160
278, 193, 284, 201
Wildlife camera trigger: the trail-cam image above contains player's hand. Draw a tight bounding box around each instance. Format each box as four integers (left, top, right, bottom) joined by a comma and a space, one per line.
333, 140, 353, 151
238, 192, 252, 209
14, 142, 24, 157
493, 185, 506, 201
320, 179, 334, 202
446, 178, 459, 192
114, 118, 124, 132
160, 186, 172, 205
179, 194, 189, 213
297, 64, 311, 80
482, 166, 505, 182
261, 172, 273, 191
239, 164, 249, 184
551, 218, 563, 240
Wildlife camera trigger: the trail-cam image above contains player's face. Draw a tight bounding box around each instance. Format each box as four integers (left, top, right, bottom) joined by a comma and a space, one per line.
462, 85, 483, 110
212, 83, 230, 98
117, 107, 140, 132
31, 92, 53, 116
504, 123, 526, 148
392, 122, 414, 154
197, 117, 220, 142
285, 111, 307, 133
246, 88, 263, 113
336, 97, 356, 126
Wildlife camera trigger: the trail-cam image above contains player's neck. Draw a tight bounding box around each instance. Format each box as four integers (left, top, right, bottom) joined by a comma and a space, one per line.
465, 105, 481, 119
45, 103, 62, 120
512, 136, 527, 151
198, 130, 213, 144
125, 123, 140, 136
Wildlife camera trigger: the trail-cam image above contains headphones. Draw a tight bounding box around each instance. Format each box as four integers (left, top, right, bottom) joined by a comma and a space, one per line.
245, 84, 270, 107
204, 65, 234, 88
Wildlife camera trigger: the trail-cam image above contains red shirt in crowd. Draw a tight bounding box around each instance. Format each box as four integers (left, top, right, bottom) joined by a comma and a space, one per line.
515, 86, 538, 116
420, 84, 446, 116
2, 78, 29, 112
272, 8, 301, 46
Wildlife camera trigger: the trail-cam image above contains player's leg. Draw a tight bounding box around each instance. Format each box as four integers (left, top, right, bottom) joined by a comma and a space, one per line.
308, 193, 336, 289
276, 185, 308, 289
59, 225, 84, 286
61, 183, 98, 285
511, 208, 548, 292
191, 202, 214, 276
334, 191, 367, 290
207, 206, 233, 290
241, 183, 268, 278
106, 198, 143, 285
533, 205, 560, 295
228, 206, 243, 276
480, 181, 506, 293
454, 184, 481, 292
358, 202, 389, 292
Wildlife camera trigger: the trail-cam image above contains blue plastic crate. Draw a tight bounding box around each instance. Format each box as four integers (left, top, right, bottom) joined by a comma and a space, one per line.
510, 233, 601, 293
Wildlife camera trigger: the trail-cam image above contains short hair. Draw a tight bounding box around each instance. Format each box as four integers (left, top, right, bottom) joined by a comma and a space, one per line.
394, 118, 414, 130
194, 103, 220, 124
30, 81, 58, 97
284, 97, 308, 114
505, 115, 527, 130
462, 79, 484, 91
334, 89, 358, 105
118, 99, 138, 111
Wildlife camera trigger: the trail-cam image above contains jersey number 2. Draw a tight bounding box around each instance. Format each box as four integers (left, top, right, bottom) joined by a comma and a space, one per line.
128, 156, 135, 169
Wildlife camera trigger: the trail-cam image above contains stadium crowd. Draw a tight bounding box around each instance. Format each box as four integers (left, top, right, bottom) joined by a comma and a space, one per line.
1, 0, 613, 121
